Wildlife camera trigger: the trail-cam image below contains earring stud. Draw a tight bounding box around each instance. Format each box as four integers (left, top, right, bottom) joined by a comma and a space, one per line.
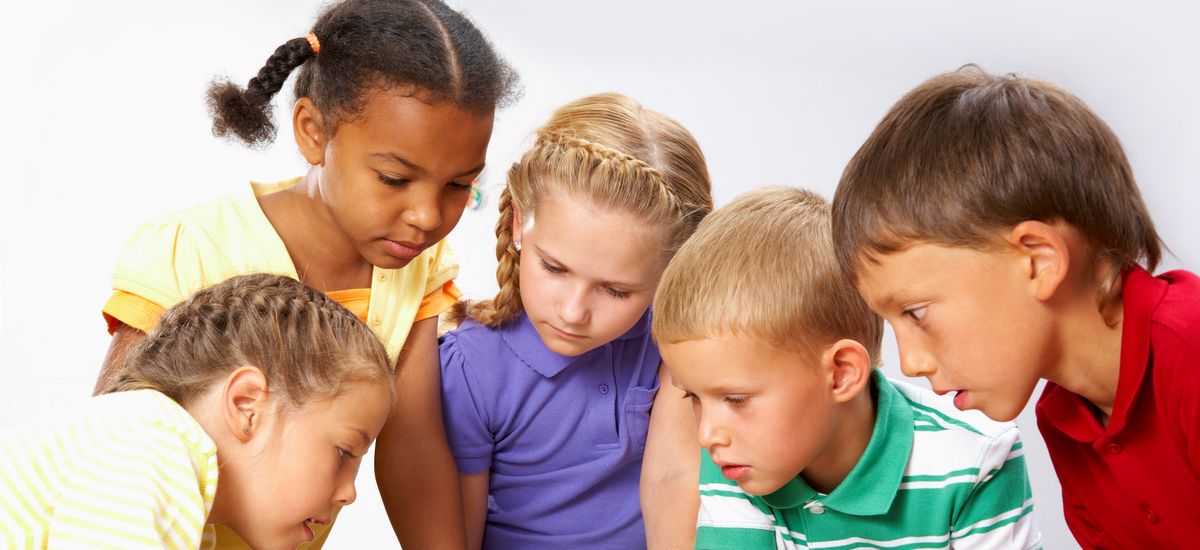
514, 241, 522, 252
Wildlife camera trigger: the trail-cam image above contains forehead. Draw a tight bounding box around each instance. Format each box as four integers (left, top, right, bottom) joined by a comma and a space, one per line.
662, 333, 813, 388
528, 192, 667, 284
854, 242, 1004, 309
338, 88, 494, 171
288, 382, 391, 438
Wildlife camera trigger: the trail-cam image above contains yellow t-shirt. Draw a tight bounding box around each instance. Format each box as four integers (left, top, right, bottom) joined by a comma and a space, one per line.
0, 389, 219, 549
102, 178, 461, 363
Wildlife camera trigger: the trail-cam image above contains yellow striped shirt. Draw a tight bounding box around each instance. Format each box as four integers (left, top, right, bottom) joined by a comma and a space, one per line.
0, 390, 219, 549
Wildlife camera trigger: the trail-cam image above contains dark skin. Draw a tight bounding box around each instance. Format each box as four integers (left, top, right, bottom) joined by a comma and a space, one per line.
97, 86, 495, 549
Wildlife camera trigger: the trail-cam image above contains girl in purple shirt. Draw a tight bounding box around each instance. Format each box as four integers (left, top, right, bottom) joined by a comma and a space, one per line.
440, 92, 713, 549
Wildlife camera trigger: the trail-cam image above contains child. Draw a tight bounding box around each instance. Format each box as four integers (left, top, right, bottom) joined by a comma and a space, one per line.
439, 92, 713, 549
1, 274, 393, 549
652, 187, 1041, 549
831, 66, 1200, 548
92, 0, 517, 546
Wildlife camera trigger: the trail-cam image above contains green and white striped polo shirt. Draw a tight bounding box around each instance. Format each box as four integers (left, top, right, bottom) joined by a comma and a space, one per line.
696, 370, 1041, 549
0, 389, 218, 549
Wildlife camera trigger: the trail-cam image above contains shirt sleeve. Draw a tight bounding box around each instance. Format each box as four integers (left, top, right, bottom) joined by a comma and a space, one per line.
47, 428, 208, 549
415, 281, 463, 322
949, 427, 1042, 549
439, 332, 495, 474
103, 218, 205, 333
695, 449, 778, 549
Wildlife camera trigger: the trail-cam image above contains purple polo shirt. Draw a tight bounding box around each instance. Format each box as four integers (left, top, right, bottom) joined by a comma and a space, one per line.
440, 309, 660, 549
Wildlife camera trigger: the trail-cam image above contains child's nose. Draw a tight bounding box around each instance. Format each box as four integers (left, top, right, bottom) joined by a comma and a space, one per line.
696, 412, 729, 450
401, 185, 444, 232
899, 342, 937, 379
333, 476, 357, 507
557, 285, 590, 326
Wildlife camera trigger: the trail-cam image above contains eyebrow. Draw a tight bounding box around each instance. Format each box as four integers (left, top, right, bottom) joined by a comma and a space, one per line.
371, 152, 485, 179
535, 246, 649, 290
348, 427, 371, 450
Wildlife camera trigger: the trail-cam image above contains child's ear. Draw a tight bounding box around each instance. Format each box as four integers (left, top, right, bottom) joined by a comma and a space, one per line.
1007, 221, 1071, 302
221, 366, 270, 441
293, 97, 327, 166
824, 339, 872, 404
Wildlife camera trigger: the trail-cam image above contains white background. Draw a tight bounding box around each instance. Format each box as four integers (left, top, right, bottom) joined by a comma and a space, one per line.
4, 1, 1199, 548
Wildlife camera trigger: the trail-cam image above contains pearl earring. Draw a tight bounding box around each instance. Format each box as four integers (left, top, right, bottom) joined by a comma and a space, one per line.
514, 241, 522, 252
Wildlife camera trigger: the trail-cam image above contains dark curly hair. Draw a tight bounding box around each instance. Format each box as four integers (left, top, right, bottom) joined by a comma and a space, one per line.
207, 0, 519, 147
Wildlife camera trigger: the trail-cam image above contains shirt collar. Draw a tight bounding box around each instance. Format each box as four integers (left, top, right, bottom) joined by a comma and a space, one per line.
1036, 266, 1166, 441
499, 308, 652, 379
761, 369, 913, 516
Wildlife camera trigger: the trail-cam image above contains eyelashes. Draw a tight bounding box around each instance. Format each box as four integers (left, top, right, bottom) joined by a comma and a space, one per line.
538, 258, 632, 299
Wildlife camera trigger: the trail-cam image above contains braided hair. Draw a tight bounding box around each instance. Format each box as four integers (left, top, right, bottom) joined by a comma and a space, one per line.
207, 0, 519, 147
454, 92, 714, 328
110, 273, 392, 409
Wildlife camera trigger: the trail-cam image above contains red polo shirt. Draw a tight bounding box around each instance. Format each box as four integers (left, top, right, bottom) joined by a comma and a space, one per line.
1037, 267, 1200, 549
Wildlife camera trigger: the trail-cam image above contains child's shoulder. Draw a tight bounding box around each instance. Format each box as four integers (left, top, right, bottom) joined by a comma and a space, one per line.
884, 377, 1022, 466
439, 315, 522, 369
1155, 269, 1200, 338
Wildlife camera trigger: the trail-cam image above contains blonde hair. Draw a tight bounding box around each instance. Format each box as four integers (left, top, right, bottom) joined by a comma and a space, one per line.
653, 187, 883, 362
110, 273, 393, 409
459, 92, 713, 328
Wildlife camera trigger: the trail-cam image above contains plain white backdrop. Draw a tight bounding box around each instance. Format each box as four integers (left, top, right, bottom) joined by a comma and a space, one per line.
4, 1, 1198, 548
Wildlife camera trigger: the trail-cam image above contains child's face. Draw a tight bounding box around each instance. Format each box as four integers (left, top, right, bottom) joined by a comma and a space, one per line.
662, 334, 842, 496
313, 88, 493, 270
854, 243, 1050, 421
514, 192, 665, 357
229, 382, 391, 550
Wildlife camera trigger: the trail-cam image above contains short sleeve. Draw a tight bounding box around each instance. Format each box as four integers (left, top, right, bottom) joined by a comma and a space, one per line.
949, 427, 1041, 549
103, 218, 205, 333
48, 430, 208, 549
439, 332, 495, 474
415, 281, 463, 322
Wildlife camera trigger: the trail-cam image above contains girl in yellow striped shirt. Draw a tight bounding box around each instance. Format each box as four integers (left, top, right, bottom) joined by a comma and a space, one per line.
1, 274, 394, 550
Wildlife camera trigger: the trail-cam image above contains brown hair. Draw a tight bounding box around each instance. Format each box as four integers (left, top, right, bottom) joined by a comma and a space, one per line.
832, 65, 1162, 300
654, 187, 883, 362
109, 273, 392, 409
456, 92, 714, 327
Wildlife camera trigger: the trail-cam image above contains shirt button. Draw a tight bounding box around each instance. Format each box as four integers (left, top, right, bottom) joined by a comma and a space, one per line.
598, 384, 610, 395
1103, 442, 1122, 454
1142, 505, 1160, 524
372, 318, 382, 326
806, 501, 825, 515
377, 273, 387, 282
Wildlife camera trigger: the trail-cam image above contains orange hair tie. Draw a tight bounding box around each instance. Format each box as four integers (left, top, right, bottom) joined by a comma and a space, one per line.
305, 32, 321, 55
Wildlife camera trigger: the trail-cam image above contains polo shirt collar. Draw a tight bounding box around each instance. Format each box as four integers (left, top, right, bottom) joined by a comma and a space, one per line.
500, 308, 652, 379
1037, 266, 1166, 441
761, 369, 913, 516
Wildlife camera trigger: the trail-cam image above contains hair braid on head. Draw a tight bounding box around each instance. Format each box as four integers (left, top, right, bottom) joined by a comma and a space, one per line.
457, 186, 523, 329
207, 37, 315, 148
539, 131, 673, 202
110, 273, 392, 408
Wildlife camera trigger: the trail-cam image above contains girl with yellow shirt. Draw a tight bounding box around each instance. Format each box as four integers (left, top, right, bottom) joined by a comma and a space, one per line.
94, 0, 519, 547
3, 274, 393, 550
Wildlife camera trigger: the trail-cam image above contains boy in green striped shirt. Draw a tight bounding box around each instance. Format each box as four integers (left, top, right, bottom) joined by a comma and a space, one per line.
651, 187, 1041, 549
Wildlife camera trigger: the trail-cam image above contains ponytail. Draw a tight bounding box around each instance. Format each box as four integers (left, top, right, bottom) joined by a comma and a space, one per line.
206, 37, 316, 147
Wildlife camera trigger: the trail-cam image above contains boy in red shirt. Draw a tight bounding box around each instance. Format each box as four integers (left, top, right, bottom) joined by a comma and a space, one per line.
831, 65, 1199, 548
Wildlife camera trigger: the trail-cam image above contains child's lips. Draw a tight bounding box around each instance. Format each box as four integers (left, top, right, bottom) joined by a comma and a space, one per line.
719, 463, 751, 481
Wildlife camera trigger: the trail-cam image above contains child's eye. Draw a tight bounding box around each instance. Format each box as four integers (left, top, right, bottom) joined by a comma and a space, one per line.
903, 306, 928, 323
540, 259, 566, 274
605, 286, 631, 299
724, 395, 749, 406
680, 391, 697, 401
378, 173, 410, 187
448, 181, 472, 192
337, 448, 356, 462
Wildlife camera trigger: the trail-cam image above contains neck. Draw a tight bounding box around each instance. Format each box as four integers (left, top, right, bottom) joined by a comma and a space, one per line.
1043, 280, 1125, 419
800, 385, 876, 494
263, 169, 372, 291
183, 390, 231, 526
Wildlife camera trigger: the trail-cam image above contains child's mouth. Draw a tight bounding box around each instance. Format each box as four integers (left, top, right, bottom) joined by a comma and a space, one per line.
952, 390, 969, 410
